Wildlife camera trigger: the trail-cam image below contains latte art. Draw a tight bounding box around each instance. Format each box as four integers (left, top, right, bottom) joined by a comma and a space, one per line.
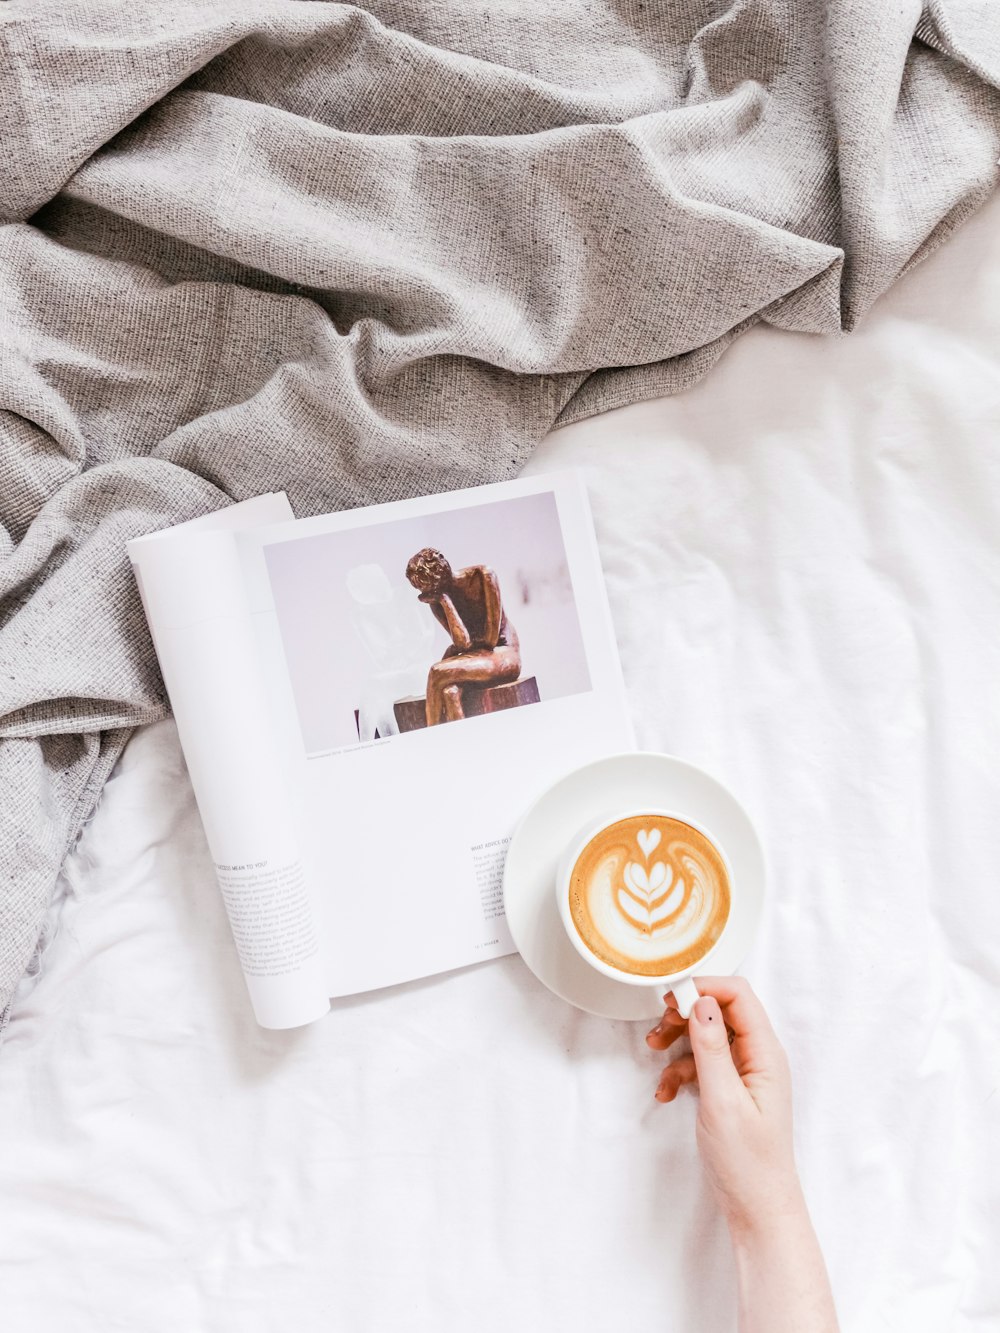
568, 815, 730, 976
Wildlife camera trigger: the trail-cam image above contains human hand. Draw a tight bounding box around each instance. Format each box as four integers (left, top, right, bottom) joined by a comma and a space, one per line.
646, 977, 803, 1237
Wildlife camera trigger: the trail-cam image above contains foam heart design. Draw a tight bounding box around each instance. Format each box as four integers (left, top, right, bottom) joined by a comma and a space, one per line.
616, 875, 685, 933
637, 828, 661, 859
624, 860, 668, 895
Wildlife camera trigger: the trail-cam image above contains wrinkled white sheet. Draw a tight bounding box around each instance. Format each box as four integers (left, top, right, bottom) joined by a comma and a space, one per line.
2, 192, 1000, 1332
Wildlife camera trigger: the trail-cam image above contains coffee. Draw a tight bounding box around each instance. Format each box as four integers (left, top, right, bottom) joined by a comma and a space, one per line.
567, 814, 730, 977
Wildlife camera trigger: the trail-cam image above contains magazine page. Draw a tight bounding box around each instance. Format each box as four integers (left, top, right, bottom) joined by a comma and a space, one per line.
236, 473, 634, 998
128, 496, 331, 1030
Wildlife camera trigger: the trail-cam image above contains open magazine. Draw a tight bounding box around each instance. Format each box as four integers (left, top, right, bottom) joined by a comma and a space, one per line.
128, 473, 633, 1027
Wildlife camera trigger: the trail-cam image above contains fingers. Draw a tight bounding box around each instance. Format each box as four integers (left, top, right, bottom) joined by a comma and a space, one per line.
648, 1005, 696, 1104
687, 995, 745, 1107
650, 979, 785, 1107
649, 1006, 742, 1106
645, 1005, 687, 1051
685, 977, 778, 1048
654, 1053, 696, 1103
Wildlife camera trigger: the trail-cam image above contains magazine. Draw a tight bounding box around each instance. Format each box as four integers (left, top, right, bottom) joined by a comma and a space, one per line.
128, 473, 633, 1027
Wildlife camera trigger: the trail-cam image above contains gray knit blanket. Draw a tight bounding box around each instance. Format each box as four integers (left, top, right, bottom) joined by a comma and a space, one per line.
1, 1, 998, 1021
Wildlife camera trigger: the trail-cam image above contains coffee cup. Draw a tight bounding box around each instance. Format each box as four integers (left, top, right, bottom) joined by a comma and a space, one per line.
556, 808, 734, 1018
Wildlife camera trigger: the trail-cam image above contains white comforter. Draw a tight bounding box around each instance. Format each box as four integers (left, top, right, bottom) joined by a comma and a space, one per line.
2, 193, 999, 1333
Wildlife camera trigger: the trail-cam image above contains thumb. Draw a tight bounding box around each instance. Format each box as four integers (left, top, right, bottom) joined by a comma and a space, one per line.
688, 996, 743, 1106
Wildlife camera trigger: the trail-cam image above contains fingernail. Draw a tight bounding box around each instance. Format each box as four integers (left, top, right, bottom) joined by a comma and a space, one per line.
693, 996, 721, 1025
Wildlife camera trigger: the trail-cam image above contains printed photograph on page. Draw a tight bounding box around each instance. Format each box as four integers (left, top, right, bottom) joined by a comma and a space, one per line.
263, 490, 592, 756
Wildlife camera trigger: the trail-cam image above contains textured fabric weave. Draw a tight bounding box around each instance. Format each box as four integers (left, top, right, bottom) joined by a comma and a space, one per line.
1, 0, 999, 1018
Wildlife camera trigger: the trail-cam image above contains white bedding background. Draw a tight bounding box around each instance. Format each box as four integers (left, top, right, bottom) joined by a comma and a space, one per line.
2, 192, 999, 1332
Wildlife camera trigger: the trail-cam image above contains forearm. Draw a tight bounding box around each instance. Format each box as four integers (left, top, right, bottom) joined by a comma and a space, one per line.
729, 1193, 838, 1333
437, 594, 470, 648
480, 571, 501, 645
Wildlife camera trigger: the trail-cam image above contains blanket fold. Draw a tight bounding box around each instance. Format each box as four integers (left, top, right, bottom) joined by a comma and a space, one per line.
2, 0, 999, 1019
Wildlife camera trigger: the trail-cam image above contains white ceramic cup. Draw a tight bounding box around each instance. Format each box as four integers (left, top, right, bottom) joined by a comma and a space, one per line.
555, 807, 734, 1018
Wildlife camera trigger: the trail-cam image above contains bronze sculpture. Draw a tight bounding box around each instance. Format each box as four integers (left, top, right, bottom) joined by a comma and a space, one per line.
405, 548, 521, 726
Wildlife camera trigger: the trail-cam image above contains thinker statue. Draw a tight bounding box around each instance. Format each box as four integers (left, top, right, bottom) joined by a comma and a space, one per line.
405, 548, 521, 726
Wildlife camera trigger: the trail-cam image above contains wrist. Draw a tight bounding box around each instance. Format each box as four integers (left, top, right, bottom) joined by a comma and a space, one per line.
724, 1175, 808, 1249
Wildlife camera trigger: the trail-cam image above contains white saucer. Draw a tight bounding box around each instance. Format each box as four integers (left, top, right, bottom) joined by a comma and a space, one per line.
502, 752, 767, 1021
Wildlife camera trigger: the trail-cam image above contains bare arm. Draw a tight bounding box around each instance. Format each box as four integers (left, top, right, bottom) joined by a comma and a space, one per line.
476, 567, 502, 648
426, 592, 471, 651
648, 979, 838, 1333
729, 1203, 837, 1333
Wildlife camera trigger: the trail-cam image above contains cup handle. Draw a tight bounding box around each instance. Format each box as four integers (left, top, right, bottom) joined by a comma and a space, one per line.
668, 976, 700, 1020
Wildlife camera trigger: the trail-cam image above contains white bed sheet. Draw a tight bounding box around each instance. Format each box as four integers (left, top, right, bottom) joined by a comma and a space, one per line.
2, 193, 1000, 1333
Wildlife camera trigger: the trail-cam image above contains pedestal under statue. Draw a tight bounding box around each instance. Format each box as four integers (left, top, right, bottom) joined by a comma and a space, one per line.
404, 548, 522, 727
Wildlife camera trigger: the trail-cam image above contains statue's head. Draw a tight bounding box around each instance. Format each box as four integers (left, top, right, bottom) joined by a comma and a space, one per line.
406, 547, 452, 595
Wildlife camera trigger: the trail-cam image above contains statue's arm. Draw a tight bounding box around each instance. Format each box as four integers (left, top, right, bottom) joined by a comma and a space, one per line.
479, 567, 502, 647
437, 593, 472, 651
424, 597, 451, 634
